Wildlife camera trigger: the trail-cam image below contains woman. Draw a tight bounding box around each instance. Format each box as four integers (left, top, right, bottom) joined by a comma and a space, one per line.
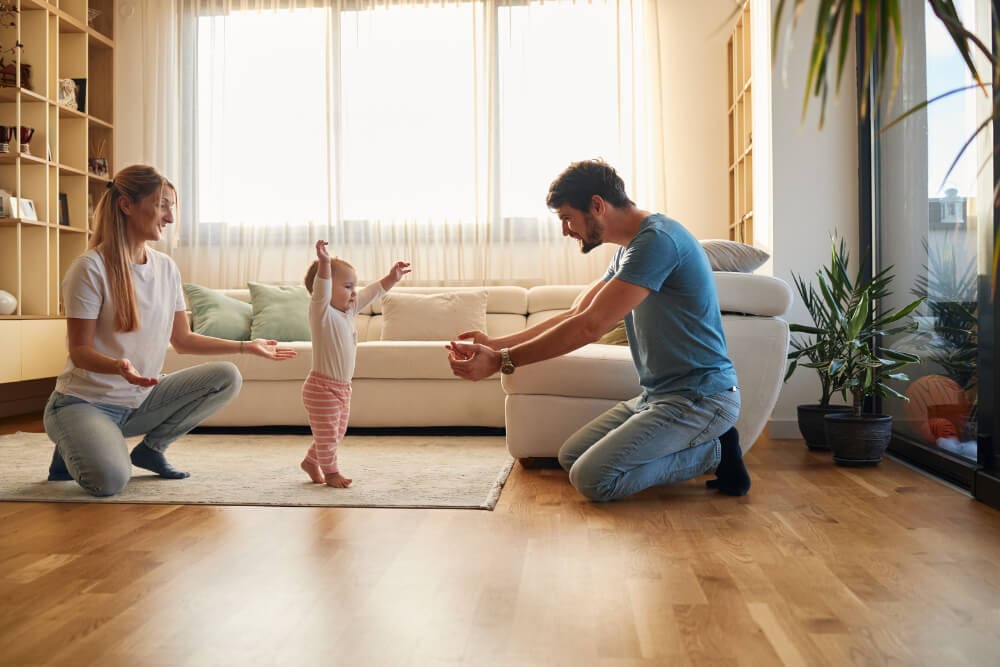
44, 164, 296, 497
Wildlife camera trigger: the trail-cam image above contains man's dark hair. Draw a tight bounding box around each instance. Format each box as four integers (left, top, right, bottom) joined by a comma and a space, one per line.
546, 159, 636, 212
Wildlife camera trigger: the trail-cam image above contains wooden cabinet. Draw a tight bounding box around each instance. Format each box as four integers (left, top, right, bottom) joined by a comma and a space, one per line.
0, 0, 113, 384
727, 2, 752, 243
0, 317, 65, 381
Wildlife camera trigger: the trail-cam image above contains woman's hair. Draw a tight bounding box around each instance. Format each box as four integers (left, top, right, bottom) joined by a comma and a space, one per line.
89, 164, 173, 332
304, 257, 355, 294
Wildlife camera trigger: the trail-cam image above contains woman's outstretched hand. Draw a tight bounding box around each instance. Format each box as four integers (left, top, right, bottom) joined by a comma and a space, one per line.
117, 358, 159, 387
246, 339, 297, 360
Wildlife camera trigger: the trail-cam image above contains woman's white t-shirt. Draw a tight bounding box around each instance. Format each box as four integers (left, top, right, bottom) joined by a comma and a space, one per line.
309, 275, 384, 382
54, 248, 186, 408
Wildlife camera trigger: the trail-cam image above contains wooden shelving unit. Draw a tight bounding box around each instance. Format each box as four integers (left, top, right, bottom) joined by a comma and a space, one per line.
727, 2, 752, 244
0, 0, 114, 383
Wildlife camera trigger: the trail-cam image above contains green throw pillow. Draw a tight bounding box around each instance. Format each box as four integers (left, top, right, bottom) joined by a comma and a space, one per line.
248, 281, 311, 342
183, 284, 253, 341
596, 320, 629, 346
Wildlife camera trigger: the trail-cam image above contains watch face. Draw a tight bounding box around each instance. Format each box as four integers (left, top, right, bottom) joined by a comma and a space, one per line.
500, 348, 514, 374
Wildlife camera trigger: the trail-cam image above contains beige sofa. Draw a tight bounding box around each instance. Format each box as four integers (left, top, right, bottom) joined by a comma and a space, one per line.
163, 275, 792, 454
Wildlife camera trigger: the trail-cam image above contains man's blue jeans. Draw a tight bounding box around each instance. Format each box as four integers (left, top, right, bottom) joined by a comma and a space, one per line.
558, 388, 740, 502
43, 362, 242, 497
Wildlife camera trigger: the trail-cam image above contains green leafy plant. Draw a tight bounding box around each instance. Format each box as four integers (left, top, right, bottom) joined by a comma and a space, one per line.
785, 237, 854, 405
771, 0, 998, 204
826, 264, 925, 416
773, 1, 989, 125
786, 237, 925, 416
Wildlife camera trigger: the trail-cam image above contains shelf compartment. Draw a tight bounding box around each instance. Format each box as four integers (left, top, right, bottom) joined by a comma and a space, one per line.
58, 115, 86, 173
20, 224, 50, 315
88, 0, 115, 42
19, 161, 50, 222
0, 226, 18, 316
59, 170, 87, 234
87, 39, 112, 124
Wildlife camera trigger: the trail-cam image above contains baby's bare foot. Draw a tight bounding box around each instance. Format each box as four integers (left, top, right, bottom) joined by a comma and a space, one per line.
301, 458, 325, 484
325, 472, 352, 488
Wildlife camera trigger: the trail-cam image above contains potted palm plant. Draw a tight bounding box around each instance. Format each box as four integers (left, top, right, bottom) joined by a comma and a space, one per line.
785, 238, 854, 449
823, 265, 924, 466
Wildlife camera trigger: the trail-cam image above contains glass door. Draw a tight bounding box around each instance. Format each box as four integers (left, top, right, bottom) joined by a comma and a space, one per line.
871, 0, 994, 491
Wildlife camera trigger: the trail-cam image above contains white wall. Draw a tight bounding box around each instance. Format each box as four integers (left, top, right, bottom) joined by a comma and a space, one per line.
765, 0, 861, 437
115, 0, 144, 171
655, 1, 733, 239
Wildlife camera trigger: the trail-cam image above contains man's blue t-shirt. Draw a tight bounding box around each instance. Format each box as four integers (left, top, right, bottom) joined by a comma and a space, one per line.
604, 213, 738, 399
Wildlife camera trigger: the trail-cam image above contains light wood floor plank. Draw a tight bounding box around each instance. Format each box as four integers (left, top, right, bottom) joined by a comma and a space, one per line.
3, 417, 1000, 665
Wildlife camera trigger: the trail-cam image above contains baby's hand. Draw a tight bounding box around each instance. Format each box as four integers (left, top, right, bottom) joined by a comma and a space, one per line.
390, 261, 412, 282
316, 240, 330, 262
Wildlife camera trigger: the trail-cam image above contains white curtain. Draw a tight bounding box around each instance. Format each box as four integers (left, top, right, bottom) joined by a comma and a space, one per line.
135, 0, 668, 288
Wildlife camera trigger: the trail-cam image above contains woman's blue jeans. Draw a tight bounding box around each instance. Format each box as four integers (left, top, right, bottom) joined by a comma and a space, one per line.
558, 388, 740, 502
43, 362, 242, 497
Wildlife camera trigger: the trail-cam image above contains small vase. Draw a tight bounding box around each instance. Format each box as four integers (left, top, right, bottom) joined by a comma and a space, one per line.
19, 126, 34, 154
0, 289, 16, 315
797, 404, 853, 450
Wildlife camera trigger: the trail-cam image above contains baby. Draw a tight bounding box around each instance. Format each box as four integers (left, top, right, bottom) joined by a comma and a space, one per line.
301, 240, 410, 487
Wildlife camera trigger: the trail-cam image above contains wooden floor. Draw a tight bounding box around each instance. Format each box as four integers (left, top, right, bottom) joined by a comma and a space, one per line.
2, 415, 1000, 666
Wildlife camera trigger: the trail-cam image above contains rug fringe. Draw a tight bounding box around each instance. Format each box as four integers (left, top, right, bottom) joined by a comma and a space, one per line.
482, 456, 515, 510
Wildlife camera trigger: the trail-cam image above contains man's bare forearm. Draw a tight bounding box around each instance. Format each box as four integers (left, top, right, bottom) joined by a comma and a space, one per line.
509, 312, 605, 367
490, 309, 577, 348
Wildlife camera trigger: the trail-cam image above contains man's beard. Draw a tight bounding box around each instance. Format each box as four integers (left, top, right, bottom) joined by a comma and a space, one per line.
580, 212, 604, 254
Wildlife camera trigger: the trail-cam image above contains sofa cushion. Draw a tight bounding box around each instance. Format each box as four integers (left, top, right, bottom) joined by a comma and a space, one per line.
596, 320, 628, 345
528, 285, 584, 313
356, 341, 478, 380
183, 283, 252, 340
248, 282, 311, 342
700, 239, 770, 272
380, 290, 488, 341
716, 273, 792, 316
502, 345, 639, 400
367, 286, 527, 315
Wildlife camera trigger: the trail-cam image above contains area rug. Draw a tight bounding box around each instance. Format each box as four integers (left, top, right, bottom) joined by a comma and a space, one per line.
0, 432, 514, 510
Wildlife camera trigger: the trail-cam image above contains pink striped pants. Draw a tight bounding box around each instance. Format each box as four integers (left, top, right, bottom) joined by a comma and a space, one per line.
301, 371, 352, 474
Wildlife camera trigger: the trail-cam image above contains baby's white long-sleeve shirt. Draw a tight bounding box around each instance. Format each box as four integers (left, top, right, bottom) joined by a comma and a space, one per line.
308, 275, 384, 381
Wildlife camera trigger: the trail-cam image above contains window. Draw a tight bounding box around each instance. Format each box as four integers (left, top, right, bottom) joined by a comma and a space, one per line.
194, 1, 629, 230
875, 0, 989, 465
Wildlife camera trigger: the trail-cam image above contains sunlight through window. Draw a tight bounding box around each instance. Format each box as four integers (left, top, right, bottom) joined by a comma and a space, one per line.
197, 1, 623, 228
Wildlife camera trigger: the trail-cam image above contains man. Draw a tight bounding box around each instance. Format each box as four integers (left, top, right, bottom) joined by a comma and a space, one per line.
447, 159, 750, 502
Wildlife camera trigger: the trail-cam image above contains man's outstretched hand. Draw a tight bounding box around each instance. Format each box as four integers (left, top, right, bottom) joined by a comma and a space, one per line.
446, 341, 501, 381
456, 330, 495, 349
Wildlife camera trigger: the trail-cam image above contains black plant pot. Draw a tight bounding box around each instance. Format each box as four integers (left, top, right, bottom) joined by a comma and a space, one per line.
797, 404, 853, 450
824, 413, 893, 466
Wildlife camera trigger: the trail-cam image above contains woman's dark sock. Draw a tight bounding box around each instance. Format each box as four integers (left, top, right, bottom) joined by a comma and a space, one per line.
705, 427, 751, 496
130, 443, 190, 479
47, 447, 73, 481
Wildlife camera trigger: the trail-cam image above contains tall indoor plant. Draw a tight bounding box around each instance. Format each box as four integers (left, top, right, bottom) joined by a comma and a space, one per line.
785, 237, 854, 449
823, 265, 924, 465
